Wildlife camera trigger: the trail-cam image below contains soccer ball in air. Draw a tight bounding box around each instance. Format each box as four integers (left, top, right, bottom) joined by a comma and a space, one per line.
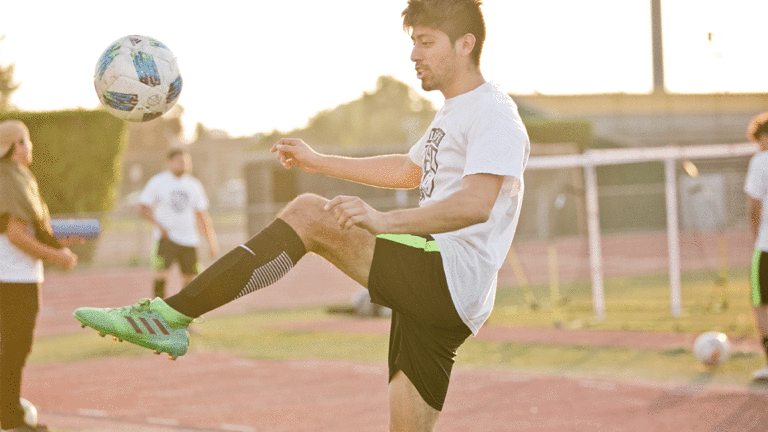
93, 35, 182, 122
693, 331, 731, 367
20, 398, 38, 426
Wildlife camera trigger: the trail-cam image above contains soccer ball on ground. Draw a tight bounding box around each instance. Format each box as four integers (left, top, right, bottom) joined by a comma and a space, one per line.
20, 398, 38, 426
93, 35, 182, 122
693, 331, 731, 367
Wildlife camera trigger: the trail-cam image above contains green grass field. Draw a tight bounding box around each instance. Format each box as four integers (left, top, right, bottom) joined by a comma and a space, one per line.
29, 267, 767, 391
489, 268, 755, 335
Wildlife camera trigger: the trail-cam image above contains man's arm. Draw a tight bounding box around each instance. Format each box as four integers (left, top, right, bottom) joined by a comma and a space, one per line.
139, 204, 168, 238
326, 173, 505, 235
749, 196, 762, 243
270, 138, 421, 189
195, 210, 218, 258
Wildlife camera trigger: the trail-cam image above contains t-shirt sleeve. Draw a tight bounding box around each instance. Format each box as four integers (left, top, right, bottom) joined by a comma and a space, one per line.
463, 108, 529, 194
744, 154, 766, 200
408, 138, 425, 167
138, 176, 159, 206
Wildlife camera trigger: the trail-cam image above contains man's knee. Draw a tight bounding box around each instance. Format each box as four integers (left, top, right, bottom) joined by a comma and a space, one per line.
278, 194, 331, 243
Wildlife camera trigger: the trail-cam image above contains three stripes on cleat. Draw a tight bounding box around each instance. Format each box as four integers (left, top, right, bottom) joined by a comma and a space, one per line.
123, 315, 171, 336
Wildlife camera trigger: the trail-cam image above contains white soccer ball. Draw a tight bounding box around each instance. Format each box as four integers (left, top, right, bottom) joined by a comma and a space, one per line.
93, 35, 182, 122
693, 331, 731, 366
20, 398, 38, 426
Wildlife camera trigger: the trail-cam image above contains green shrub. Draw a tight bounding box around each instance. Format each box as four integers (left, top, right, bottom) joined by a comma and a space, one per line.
0, 109, 128, 214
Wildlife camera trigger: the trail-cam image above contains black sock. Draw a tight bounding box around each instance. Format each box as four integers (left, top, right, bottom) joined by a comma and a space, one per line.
153, 278, 166, 299
762, 337, 768, 365
164, 218, 306, 318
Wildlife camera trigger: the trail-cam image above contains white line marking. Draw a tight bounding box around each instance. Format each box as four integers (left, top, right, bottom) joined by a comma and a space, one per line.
77, 408, 108, 417
146, 417, 180, 426
221, 424, 256, 432
579, 380, 617, 391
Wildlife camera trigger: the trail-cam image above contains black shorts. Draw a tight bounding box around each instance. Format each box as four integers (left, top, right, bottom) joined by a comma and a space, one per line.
151, 237, 200, 275
368, 234, 472, 412
751, 250, 768, 306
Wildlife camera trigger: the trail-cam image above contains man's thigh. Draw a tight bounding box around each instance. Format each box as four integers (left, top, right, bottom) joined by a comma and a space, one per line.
277, 194, 376, 288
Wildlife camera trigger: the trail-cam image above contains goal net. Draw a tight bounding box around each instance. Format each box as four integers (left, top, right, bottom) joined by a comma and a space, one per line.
517, 142, 759, 321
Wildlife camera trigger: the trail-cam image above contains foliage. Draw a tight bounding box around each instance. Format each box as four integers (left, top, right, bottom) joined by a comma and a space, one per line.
0, 35, 20, 112
522, 117, 593, 151
0, 109, 128, 214
257, 76, 436, 149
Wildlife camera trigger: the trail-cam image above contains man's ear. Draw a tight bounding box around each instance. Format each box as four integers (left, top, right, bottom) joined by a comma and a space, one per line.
456, 33, 476, 58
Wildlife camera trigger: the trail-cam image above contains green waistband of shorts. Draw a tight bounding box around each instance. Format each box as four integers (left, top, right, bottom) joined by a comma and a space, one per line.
377, 233, 440, 252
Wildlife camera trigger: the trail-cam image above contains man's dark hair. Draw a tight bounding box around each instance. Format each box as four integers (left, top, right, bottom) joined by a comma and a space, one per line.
402, 0, 486, 66
167, 148, 188, 160
748, 112, 768, 142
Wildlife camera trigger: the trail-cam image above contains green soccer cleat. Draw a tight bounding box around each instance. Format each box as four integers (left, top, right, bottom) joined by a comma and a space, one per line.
73, 298, 194, 360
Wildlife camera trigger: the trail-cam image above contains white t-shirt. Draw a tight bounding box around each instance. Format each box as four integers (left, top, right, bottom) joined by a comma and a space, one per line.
0, 233, 44, 283
139, 171, 209, 247
408, 82, 530, 334
744, 150, 768, 251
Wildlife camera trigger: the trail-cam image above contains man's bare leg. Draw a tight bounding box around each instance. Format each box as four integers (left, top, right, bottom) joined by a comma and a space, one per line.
277, 193, 375, 287
152, 268, 171, 298
389, 371, 440, 432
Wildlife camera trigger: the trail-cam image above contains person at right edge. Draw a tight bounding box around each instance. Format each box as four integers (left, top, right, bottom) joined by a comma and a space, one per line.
745, 111, 768, 382
73, 1, 530, 430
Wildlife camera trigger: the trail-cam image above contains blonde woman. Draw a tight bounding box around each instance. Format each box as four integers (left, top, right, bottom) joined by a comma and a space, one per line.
0, 120, 77, 432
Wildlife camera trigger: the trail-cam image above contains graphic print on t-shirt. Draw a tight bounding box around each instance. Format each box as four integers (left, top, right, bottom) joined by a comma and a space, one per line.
170, 189, 191, 213
420, 128, 446, 203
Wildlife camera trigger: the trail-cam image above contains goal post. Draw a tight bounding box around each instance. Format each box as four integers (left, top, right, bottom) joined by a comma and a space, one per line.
526, 142, 759, 320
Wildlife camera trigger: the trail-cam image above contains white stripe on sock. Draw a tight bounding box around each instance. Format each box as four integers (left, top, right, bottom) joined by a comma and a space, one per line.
235, 252, 294, 299
239, 245, 256, 255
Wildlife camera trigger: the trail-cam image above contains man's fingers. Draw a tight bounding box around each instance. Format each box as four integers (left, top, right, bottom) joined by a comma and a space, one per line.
324, 195, 356, 211
271, 138, 301, 152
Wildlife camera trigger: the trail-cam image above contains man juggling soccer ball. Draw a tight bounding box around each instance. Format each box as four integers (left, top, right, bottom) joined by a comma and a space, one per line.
74, 0, 530, 429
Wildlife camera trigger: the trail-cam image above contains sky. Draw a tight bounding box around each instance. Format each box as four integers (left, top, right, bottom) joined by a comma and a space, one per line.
1, 0, 767, 140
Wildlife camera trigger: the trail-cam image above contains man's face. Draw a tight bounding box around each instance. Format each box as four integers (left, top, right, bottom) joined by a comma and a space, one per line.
168, 153, 191, 176
410, 26, 459, 92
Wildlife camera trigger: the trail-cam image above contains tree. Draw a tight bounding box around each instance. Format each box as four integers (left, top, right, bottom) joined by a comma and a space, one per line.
0, 35, 20, 112
257, 76, 436, 150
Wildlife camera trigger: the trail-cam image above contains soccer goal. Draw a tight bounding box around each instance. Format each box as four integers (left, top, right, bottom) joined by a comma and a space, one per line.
525, 142, 759, 321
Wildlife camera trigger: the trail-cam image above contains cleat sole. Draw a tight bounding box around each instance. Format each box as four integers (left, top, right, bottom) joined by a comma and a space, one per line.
74, 314, 187, 359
